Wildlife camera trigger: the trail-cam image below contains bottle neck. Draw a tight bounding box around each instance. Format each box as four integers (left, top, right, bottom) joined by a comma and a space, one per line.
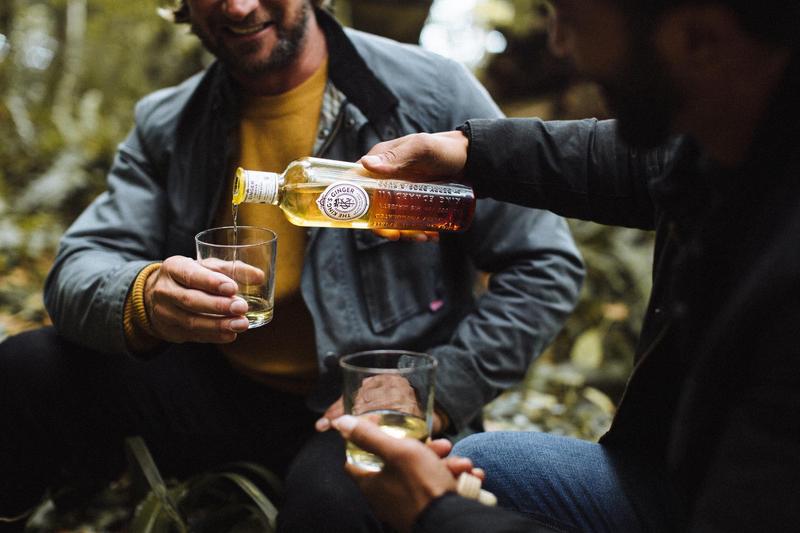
234, 168, 281, 205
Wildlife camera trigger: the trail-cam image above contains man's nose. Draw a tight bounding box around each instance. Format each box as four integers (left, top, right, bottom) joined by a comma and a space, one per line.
222, 0, 259, 20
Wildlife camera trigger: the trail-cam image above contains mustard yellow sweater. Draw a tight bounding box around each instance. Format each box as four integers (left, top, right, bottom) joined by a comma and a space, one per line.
124, 60, 328, 394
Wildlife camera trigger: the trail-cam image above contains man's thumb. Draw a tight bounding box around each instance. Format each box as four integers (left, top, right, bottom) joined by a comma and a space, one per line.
360, 155, 385, 168
333, 414, 395, 457
333, 414, 359, 436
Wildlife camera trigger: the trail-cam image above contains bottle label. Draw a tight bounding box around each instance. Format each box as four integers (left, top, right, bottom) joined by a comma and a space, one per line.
380, 180, 473, 197
242, 171, 279, 204
316, 182, 370, 221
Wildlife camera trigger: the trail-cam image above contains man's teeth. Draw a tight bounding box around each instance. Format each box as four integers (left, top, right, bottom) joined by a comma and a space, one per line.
229, 24, 266, 35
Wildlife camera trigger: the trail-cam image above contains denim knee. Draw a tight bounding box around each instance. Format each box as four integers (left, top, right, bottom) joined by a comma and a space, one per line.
452, 431, 532, 471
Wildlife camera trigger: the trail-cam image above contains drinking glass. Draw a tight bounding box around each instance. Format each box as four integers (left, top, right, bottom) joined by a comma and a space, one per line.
340, 350, 437, 471
195, 226, 277, 328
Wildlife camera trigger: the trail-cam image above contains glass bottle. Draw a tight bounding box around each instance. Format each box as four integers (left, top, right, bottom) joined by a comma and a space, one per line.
233, 157, 475, 232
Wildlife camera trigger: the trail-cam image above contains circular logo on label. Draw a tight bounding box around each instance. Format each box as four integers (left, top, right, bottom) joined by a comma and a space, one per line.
316, 182, 370, 221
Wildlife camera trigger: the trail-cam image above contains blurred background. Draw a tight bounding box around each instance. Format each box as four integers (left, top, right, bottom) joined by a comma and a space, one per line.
0, 0, 654, 524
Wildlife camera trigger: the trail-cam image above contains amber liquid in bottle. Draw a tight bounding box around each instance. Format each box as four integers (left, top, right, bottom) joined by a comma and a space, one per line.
233, 157, 475, 232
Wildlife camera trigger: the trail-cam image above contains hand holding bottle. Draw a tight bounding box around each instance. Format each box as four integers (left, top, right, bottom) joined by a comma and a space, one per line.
359, 130, 470, 183
235, 154, 474, 233
143, 255, 251, 344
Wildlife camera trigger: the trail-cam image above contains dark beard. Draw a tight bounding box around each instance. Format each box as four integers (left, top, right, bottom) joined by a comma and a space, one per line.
600, 32, 681, 149
193, 2, 310, 78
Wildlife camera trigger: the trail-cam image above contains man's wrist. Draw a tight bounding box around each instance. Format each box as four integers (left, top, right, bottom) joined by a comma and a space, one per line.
133, 262, 162, 334
123, 262, 162, 350
455, 121, 472, 143
453, 123, 472, 184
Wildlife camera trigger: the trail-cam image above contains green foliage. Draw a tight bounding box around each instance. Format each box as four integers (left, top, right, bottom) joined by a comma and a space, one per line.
0, 0, 204, 339
1, 0, 203, 214
26, 438, 283, 532
477, 0, 551, 37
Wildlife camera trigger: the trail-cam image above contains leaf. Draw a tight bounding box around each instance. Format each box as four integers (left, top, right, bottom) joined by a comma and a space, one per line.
582, 386, 615, 416
570, 328, 604, 370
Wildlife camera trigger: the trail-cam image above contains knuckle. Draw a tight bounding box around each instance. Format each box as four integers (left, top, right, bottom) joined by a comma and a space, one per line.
217, 299, 232, 314
162, 256, 182, 272
384, 149, 399, 163
177, 290, 193, 309
370, 141, 389, 154
151, 302, 167, 321
183, 268, 197, 288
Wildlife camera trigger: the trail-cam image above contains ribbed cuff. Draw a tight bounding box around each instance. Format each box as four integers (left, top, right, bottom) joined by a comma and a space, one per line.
123, 262, 162, 352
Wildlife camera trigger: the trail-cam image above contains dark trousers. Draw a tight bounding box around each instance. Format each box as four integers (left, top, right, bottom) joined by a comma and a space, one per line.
0, 327, 383, 532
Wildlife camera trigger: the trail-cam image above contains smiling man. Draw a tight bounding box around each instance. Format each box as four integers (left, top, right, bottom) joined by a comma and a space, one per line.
0, 0, 584, 531
336, 0, 800, 531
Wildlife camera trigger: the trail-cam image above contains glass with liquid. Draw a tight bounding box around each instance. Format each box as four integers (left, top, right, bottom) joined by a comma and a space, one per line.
340, 350, 437, 472
195, 226, 277, 328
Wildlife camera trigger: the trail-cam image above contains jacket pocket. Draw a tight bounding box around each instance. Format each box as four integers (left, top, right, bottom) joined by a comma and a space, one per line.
355, 233, 442, 333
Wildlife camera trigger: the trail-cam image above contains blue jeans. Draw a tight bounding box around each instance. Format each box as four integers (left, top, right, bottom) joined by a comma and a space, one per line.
453, 431, 677, 533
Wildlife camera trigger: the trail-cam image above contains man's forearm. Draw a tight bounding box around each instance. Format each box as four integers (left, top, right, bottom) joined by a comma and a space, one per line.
463, 118, 665, 229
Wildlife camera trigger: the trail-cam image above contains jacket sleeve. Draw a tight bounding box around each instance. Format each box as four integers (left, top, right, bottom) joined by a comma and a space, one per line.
414, 494, 561, 533
423, 60, 584, 434
463, 118, 669, 230
430, 198, 583, 434
43, 113, 169, 355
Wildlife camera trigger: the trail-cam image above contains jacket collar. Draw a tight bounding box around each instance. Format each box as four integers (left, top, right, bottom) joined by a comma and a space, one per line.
316, 8, 399, 125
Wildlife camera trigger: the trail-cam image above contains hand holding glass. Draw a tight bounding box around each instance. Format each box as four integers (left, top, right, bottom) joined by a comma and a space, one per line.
195, 226, 277, 328
340, 350, 437, 471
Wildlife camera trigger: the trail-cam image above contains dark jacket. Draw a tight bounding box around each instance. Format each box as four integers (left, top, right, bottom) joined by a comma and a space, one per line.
43, 10, 584, 434
418, 56, 800, 530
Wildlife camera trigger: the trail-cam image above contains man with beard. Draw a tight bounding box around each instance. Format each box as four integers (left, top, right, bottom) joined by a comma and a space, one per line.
334, 0, 800, 531
0, 0, 584, 531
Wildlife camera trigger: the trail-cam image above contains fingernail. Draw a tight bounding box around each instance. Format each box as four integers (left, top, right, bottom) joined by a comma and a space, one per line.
219, 282, 236, 295
315, 417, 330, 432
332, 415, 358, 433
361, 155, 381, 166
230, 317, 249, 331
230, 297, 248, 314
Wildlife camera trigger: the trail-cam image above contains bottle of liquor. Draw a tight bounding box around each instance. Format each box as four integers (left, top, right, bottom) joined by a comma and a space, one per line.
233, 157, 475, 232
